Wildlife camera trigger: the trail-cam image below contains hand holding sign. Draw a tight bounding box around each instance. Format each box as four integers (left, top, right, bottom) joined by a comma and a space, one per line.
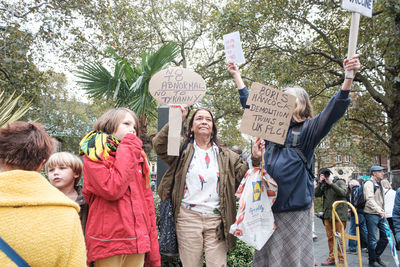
149, 68, 206, 155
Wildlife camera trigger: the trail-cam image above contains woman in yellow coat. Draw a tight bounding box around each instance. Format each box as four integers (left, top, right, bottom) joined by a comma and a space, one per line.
0, 121, 86, 267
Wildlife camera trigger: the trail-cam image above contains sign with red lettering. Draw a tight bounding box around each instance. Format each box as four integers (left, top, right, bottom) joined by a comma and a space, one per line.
149, 67, 206, 105
223, 31, 245, 64
240, 82, 296, 145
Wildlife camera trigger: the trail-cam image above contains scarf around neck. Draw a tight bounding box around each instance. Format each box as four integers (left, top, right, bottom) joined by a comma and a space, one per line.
79, 131, 150, 188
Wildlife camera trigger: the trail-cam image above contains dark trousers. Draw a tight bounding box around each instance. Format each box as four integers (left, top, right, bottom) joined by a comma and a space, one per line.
365, 213, 389, 262
348, 213, 368, 250
387, 217, 399, 250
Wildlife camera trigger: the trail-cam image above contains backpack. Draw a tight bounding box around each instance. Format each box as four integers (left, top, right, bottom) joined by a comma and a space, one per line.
266, 122, 315, 180
350, 180, 376, 209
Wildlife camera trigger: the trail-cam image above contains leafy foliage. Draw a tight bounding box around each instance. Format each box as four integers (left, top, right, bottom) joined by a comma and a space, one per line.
2, 0, 399, 170
76, 42, 180, 118
0, 91, 31, 128
227, 240, 254, 267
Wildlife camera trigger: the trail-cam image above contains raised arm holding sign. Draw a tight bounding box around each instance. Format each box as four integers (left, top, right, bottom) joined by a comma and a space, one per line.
227, 57, 360, 266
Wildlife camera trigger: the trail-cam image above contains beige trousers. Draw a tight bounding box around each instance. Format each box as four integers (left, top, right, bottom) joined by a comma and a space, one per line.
94, 254, 145, 267
176, 206, 227, 267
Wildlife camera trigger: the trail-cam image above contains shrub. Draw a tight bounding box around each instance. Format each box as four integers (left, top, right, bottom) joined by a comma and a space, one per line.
227, 240, 254, 267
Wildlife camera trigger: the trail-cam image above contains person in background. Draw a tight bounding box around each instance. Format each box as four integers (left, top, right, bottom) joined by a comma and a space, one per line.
381, 179, 398, 249
80, 108, 160, 267
315, 169, 348, 266
392, 188, 400, 250
153, 107, 264, 267
46, 152, 89, 233
0, 121, 86, 266
364, 166, 388, 267
227, 54, 360, 266
347, 179, 369, 254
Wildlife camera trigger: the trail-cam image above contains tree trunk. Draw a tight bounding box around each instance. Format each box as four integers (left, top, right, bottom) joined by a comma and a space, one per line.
389, 84, 400, 170
387, 1, 400, 170
138, 115, 153, 156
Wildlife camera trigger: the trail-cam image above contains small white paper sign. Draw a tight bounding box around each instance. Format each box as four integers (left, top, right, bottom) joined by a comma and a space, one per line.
223, 31, 245, 64
341, 0, 373, 18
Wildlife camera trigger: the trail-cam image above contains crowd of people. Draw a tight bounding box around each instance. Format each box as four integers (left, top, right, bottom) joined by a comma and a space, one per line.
0, 54, 374, 267
314, 165, 400, 267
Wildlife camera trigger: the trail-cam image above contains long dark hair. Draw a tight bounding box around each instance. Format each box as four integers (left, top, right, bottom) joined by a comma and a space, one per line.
185, 107, 220, 148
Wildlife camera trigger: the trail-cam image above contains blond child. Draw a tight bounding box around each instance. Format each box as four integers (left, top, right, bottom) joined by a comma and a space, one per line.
46, 152, 89, 233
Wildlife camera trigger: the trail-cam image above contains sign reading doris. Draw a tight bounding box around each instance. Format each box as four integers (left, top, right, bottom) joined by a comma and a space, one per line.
240, 82, 296, 145
149, 67, 206, 105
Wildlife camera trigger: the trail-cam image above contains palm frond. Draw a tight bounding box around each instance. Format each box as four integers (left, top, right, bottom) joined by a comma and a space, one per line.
75, 42, 180, 118
0, 91, 31, 128
146, 42, 180, 76
76, 62, 114, 99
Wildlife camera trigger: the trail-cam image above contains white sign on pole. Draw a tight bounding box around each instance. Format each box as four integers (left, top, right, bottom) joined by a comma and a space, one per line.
341, 0, 373, 18
223, 31, 245, 65
341, 0, 373, 78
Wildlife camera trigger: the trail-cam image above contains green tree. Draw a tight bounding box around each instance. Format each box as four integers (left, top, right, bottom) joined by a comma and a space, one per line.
76, 42, 180, 153
5, 0, 399, 170
211, 0, 399, 169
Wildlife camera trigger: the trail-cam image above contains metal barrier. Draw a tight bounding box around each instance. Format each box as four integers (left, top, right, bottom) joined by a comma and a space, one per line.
332, 200, 362, 267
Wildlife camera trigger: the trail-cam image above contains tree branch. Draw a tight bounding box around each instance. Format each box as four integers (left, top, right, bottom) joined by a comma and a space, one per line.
356, 73, 391, 112
295, 16, 341, 63
347, 117, 390, 148
0, 68, 11, 81
13, 2, 48, 18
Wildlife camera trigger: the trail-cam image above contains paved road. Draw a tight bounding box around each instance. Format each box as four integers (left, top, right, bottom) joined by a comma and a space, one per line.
313, 217, 397, 267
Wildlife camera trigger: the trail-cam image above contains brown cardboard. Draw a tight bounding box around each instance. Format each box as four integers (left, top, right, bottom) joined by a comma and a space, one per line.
240, 82, 296, 145
149, 67, 206, 105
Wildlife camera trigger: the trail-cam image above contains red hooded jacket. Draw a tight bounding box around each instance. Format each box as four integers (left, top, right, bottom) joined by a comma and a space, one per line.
82, 133, 160, 266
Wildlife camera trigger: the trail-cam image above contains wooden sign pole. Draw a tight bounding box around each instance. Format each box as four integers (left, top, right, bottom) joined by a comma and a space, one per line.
345, 12, 361, 79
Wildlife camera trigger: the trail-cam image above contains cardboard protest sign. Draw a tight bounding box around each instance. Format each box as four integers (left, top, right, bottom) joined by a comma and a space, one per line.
341, 0, 374, 78
240, 83, 296, 145
149, 67, 206, 106
223, 31, 245, 65
149, 67, 206, 155
341, 0, 373, 18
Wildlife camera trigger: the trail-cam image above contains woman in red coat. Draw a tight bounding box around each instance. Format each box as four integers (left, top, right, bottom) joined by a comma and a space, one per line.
80, 108, 160, 267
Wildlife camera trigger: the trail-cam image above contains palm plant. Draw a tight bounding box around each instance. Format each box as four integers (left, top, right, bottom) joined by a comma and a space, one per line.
76, 42, 180, 153
0, 91, 31, 128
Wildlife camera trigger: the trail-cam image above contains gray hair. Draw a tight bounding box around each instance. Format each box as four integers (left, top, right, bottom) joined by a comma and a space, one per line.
381, 179, 391, 190
349, 179, 360, 188
283, 86, 314, 122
